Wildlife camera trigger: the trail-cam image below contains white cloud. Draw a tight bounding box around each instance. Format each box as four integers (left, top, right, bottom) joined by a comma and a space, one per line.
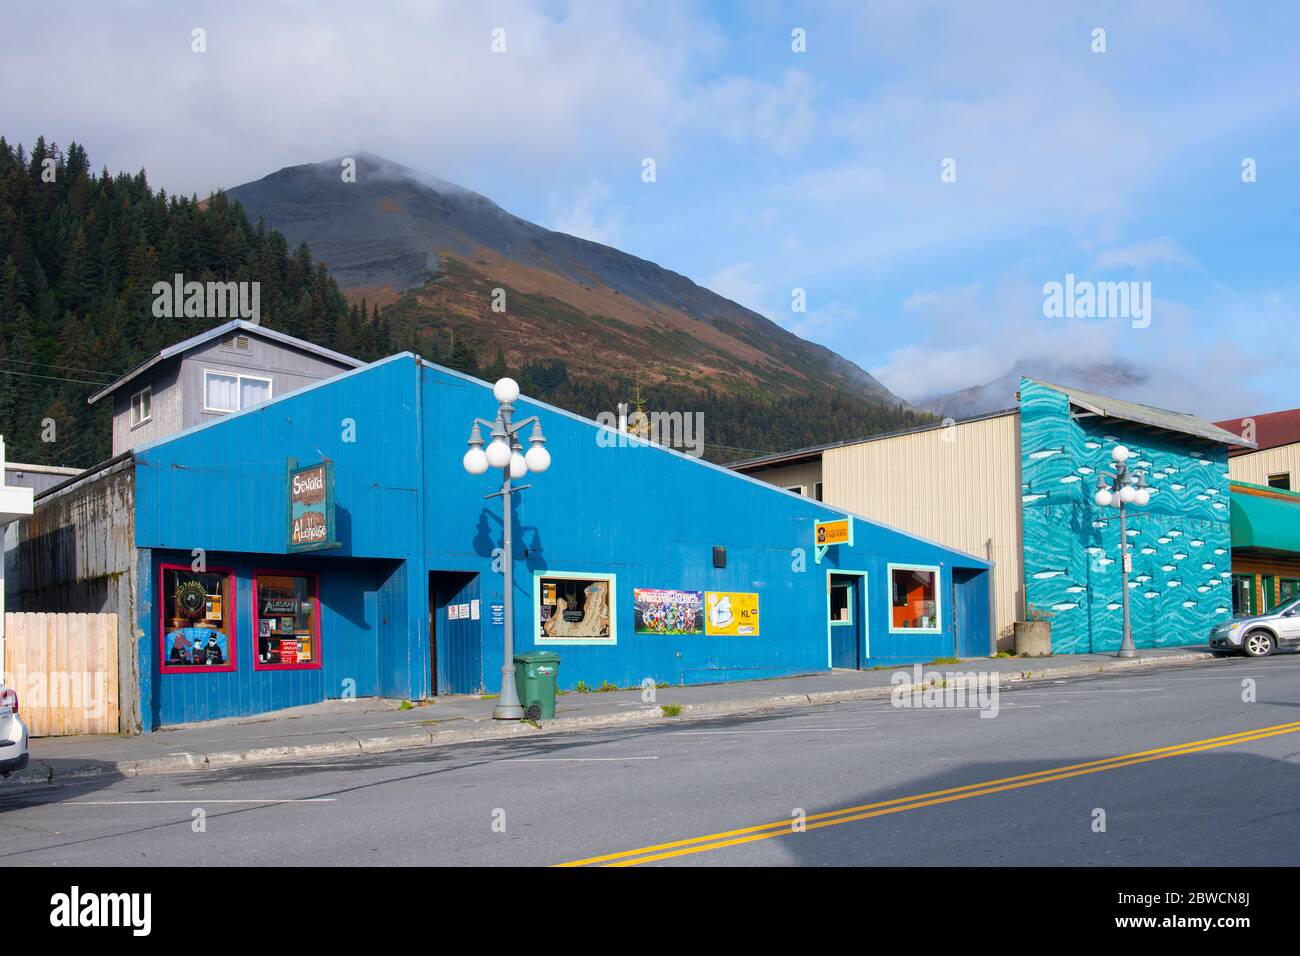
0, 0, 718, 197
868, 279, 1292, 419
1090, 238, 1198, 272
705, 263, 767, 314
551, 180, 623, 246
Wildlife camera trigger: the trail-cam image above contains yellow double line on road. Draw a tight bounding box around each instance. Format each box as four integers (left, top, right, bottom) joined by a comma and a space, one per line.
558, 719, 1300, 867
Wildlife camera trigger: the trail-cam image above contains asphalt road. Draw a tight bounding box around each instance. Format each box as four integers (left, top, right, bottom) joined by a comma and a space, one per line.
4, 654, 1300, 866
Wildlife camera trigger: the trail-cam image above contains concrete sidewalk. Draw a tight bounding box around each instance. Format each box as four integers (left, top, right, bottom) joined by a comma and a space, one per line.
5, 646, 1219, 785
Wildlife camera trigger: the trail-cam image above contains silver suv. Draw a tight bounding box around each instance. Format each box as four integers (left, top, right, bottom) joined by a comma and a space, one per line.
1209, 596, 1300, 657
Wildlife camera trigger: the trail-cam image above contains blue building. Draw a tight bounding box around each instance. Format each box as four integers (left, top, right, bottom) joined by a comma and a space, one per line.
11, 352, 992, 730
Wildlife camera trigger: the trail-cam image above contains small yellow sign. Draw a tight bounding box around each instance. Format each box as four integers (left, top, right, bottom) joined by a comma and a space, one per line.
705, 591, 760, 636
815, 518, 852, 547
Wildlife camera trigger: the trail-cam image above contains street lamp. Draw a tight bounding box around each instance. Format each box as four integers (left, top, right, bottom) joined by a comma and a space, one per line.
1093, 444, 1151, 659
462, 377, 551, 719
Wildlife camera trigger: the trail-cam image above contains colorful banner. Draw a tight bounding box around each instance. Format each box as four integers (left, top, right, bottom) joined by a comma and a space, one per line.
633, 588, 704, 635
705, 591, 760, 636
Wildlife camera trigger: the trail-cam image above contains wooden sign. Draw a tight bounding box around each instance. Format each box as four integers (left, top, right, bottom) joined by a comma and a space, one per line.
287, 459, 340, 552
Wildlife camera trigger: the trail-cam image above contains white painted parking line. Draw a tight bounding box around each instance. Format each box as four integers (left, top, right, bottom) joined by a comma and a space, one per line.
504, 756, 659, 762
62, 798, 337, 805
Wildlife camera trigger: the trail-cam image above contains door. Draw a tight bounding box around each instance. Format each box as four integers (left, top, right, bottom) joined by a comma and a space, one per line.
1232, 574, 1258, 615
829, 574, 863, 669
953, 568, 990, 658
430, 572, 482, 695
1261, 576, 1278, 612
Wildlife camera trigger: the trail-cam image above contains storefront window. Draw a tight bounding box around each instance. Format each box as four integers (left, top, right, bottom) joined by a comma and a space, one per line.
889, 565, 940, 633
160, 566, 236, 673
253, 572, 321, 669
536, 573, 615, 645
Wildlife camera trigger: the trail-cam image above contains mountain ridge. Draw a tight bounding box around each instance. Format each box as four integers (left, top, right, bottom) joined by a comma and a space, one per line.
226, 153, 907, 409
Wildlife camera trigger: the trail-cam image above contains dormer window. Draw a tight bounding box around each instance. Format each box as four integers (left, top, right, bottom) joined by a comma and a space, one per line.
130, 387, 152, 428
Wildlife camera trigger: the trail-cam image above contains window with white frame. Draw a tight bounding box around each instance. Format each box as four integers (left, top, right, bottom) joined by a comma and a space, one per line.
889, 564, 941, 633
130, 387, 151, 427
204, 370, 272, 413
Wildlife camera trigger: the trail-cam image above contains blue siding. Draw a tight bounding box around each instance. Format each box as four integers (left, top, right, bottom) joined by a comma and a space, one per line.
954, 568, 990, 657
130, 353, 990, 727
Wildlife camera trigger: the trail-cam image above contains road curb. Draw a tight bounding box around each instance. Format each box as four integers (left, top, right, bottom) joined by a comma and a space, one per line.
5, 650, 1218, 785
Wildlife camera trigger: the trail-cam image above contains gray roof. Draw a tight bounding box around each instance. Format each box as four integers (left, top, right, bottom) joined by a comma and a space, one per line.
87, 320, 365, 406
1029, 379, 1255, 449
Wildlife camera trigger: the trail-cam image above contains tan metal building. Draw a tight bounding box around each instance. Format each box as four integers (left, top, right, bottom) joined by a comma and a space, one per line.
1215, 408, 1300, 491
731, 410, 1024, 649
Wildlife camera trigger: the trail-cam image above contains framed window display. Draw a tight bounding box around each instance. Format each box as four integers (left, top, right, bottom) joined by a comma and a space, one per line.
535, 571, 616, 646
888, 563, 941, 634
252, 570, 322, 670
159, 564, 237, 673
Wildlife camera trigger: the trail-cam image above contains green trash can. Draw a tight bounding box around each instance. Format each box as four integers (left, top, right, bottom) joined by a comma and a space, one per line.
513, 651, 561, 720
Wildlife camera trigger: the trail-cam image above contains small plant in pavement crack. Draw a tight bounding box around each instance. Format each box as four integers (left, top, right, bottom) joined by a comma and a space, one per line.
660, 703, 682, 717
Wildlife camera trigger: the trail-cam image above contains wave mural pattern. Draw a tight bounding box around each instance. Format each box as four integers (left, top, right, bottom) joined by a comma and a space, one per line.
1019, 379, 1231, 654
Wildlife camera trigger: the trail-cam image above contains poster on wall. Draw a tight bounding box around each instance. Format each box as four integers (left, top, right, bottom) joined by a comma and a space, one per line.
538, 576, 612, 641
705, 591, 760, 636
633, 588, 704, 635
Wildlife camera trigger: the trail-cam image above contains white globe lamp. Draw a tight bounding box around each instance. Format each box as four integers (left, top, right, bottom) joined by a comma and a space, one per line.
463, 446, 488, 475
493, 377, 520, 404
1094, 489, 1113, 507
509, 452, 528, 480
1119, 484, 1137, 504
525, 444, 551, 473
1111, 445, 1130, 464
485, 439, 512, 469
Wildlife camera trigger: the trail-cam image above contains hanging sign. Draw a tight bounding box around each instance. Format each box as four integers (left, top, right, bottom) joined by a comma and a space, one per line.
814, 517, 853, 564
288, 459, 340, 552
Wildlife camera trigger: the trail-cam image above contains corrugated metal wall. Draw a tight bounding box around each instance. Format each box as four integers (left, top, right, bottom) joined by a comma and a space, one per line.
820, 413, 1022, 648
1229, 445, 1300, 487
8, 464, 141, 733
127, 353, 992, 727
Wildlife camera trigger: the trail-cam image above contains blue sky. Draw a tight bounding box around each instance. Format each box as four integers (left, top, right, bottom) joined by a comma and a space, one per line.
4, 0, 1298, 418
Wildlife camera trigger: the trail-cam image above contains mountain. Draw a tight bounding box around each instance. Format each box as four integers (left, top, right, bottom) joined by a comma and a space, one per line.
918, 359, 1152, 420
225, 153, 908, 413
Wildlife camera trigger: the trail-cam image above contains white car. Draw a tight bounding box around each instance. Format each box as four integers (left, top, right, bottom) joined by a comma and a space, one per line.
0, 686, 28, 776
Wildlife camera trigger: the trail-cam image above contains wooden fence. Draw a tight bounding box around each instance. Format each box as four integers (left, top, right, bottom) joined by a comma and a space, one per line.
3, 612, 120, 737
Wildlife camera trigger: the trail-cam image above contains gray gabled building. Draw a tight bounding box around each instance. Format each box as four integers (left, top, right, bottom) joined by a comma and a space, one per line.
88, 320, 364, 457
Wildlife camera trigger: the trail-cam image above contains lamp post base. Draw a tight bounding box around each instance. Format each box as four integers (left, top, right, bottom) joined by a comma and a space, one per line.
1115, 644, 1138, 659
491, 664, 525, 720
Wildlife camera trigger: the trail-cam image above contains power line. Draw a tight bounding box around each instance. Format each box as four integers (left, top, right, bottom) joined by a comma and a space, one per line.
0, 367, 109, 386
0, 356, 118, 379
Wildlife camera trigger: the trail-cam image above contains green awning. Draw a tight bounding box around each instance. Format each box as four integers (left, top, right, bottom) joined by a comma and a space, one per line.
1231, 492, 1300, 553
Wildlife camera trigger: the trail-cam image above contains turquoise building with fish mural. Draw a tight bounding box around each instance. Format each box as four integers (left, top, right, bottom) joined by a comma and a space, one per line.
1019, 379, 1245, 654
